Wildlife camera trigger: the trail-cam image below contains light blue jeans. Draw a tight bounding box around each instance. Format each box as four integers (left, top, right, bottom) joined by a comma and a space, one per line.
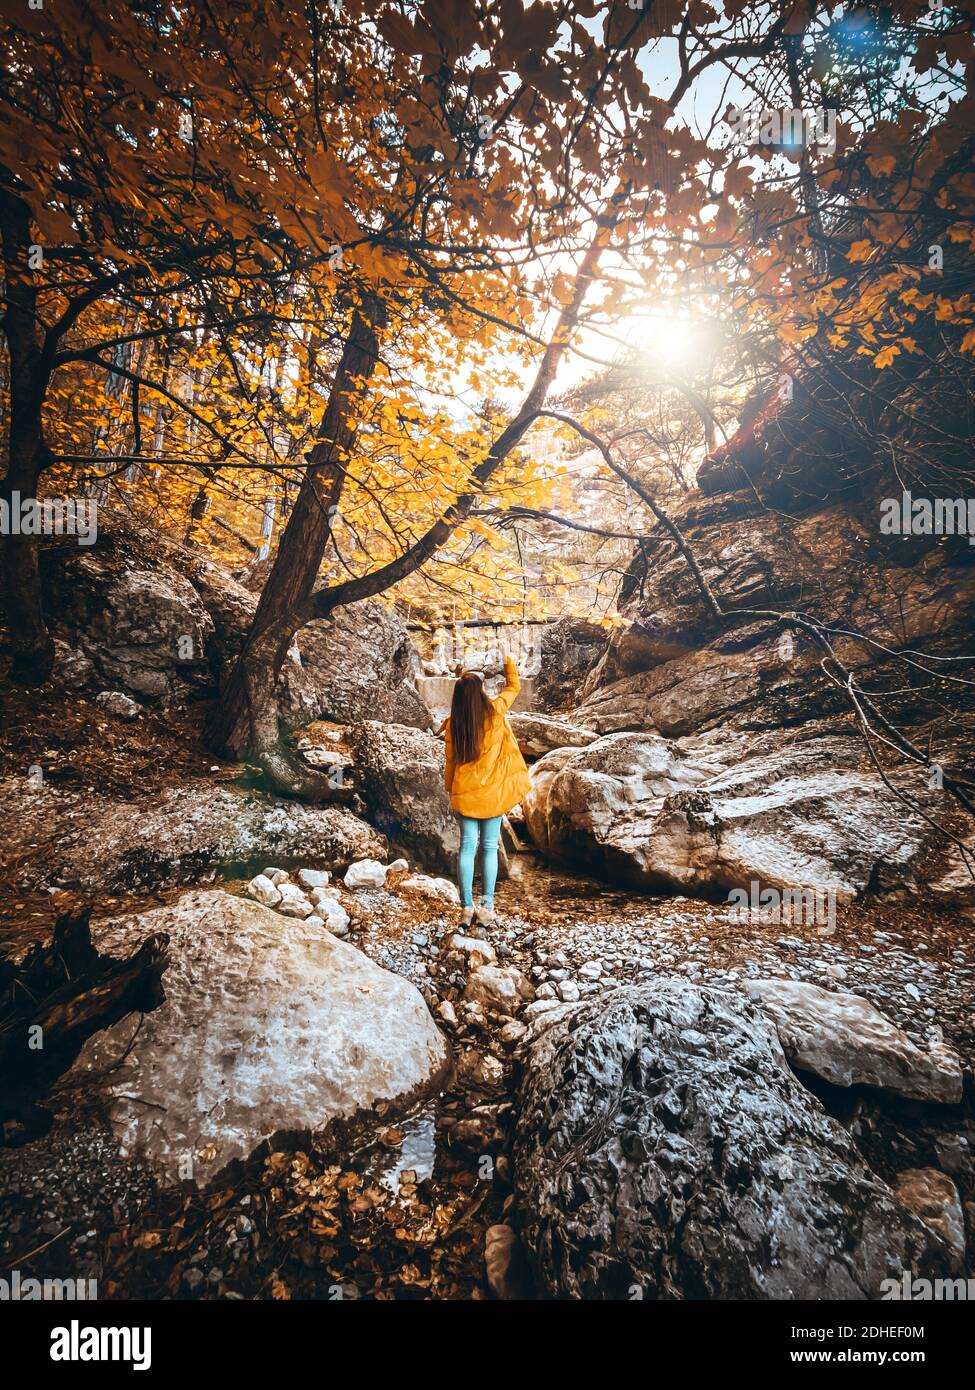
457, 814, 503, 909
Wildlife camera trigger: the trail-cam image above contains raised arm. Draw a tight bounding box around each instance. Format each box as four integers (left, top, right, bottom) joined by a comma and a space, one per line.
494, 654, 520, 713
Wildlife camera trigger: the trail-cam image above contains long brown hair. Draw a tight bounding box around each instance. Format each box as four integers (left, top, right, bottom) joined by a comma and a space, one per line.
450, 671, 493, 763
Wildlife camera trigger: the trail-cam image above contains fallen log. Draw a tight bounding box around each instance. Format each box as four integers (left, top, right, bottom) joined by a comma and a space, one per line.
0, 908, 169, 1145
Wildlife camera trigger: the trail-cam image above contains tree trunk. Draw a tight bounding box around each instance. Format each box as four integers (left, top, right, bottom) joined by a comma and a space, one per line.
0, 185, 54, 684
209, 211, 616, 799
207, 294, 386, 783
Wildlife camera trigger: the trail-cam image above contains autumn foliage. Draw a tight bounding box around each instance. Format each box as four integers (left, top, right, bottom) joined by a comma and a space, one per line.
1, 0, 973, 718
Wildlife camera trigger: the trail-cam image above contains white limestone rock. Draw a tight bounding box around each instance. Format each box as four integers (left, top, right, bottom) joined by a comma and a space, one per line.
464, 964, 535, 1016
449, 933, 497, 966
401, 874, 461, 905
275, 882, 314, 919
75, 891, 449, 1186
247, 874, 281, 908
316, 896, 351, 935
344, 858, 388, 890
746, 977, 963, 1104
95, 691, 143, 721
297, 868, 330, 890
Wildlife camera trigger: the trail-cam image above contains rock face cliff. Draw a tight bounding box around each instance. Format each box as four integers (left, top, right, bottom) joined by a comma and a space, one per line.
522, 376, 975, 904
572, 492, 975, 738
35, 512, 431, 731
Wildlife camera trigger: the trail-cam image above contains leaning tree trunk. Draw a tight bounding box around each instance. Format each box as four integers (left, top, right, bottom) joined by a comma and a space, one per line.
208, 207, 618, 801
0, 184, 54, 684
206, 294, 386, 793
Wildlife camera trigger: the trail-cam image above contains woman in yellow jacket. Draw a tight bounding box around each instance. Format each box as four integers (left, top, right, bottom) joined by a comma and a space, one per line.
444, 649, 530, 926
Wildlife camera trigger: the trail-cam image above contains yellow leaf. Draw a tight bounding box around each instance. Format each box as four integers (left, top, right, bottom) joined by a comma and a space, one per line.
848, 239, 874, 263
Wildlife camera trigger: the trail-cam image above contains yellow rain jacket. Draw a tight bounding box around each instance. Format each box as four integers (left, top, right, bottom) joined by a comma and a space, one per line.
444, 657, 531, 819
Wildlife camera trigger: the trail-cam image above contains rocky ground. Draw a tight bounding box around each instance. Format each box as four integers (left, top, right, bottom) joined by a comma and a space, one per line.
1, 847, 972, 1300
1, 513, 972, 1300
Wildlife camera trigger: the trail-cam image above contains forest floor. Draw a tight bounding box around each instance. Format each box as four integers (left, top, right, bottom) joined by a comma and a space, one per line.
0, 684, 242, 954
2, 850, 973, 1300
1, 687, 973, 1299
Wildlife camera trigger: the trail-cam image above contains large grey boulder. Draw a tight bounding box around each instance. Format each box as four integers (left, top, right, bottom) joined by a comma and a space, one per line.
641, 732, 937, 900
2, 776, 387, 893
507, 711, 598, 759
514, 978, 954, 1299
745, 979, 963, 1105
74, 892, 450, 1186
522, 726, 937, 899
572, 638, 795, 736
47, 550, 214, 701
533, 618, 608, 713
277, 602, 431, 732
522, 731, 715, 885
348, 721, 459, 875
